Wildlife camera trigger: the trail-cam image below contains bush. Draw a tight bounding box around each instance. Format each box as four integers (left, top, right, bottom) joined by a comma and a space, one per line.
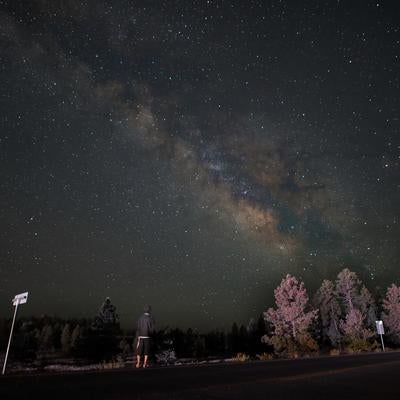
155, 349, 177, 366
256, 352, 273, 361
264, 333, 319, 359
329, 348, 340, 356
233, 352, 249, 362
101, 358, 125, 369
344, 338, 378, 354
297, 333, 319, 354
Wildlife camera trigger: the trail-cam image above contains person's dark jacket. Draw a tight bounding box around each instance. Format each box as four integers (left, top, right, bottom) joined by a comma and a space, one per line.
136, 313, 154, 337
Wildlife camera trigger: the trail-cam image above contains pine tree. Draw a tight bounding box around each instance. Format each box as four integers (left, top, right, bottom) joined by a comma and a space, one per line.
265, 274, 318, 339
39, 324, 54, 353
230, 323, 240, 353
264, 274, 318, 357
339, 308, 374, 344
335, 268, 361, 312
335, 269, 375, 351
382, 284, 400, 344
314, 279, 341, 347
61, 323, 71, 355
358, 285, 376, 328
71, 324, 81, 350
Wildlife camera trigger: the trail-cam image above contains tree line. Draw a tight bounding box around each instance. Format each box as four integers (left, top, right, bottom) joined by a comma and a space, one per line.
264, 268, 400, 358
0, 314, 266, 366
1, 268, 399, 367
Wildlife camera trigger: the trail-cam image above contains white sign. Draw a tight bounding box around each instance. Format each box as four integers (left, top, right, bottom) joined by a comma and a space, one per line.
12, 292, 28, 306
3, 291, 29, 375
376, 320, 385, 335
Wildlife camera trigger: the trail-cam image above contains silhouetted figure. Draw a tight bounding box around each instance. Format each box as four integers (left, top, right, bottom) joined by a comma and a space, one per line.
135, 305, 155, 368
88, 297, 121, 361
98, 297, 118, 325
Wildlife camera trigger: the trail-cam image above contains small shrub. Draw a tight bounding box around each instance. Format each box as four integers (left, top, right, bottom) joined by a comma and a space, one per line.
256, 352, 273, 361
297, 333, 319, 354
101, 359, 124, 369
233, 352, 249, 362
155, 349, 177, 365
264, 333, 319, 359
329, 348, 340, 356
344, 338, 378, 354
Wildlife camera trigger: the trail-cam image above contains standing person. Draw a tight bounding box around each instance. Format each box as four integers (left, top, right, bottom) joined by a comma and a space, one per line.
135, 305, 154, 368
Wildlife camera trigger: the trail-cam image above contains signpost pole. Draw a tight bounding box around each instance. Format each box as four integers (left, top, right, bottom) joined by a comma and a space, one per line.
375, 320, 385, 352
2, 292, 28, 375
2, 301, 19, 375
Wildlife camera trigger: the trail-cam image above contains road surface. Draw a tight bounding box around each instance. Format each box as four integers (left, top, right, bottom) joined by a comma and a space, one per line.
1, 351, 400, 399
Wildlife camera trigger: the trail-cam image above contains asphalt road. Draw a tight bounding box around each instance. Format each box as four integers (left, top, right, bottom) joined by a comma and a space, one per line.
1, 351, 400, 399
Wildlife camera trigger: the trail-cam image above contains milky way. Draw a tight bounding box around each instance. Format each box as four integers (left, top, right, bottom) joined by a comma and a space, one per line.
1, 1, 399, 330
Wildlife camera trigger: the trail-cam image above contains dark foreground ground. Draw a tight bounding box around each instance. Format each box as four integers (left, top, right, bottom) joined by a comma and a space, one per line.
1, 351, 400, 400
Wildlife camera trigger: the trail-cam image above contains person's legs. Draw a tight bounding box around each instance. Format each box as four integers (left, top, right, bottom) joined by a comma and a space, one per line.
136, 338, 143, 368
142, 338, 150, 367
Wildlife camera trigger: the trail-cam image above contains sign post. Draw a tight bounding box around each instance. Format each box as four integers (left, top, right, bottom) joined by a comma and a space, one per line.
2, 292, 29, 375
375, 320, 385, 352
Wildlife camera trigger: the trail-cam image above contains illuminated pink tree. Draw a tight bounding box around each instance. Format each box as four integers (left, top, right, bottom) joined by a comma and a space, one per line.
263, 274, 319, 357
265, 274, 318, 340
335, 269, 375, 351
335, 268, 361, 312
382, 284, 400, 344
339, 308, 374, 342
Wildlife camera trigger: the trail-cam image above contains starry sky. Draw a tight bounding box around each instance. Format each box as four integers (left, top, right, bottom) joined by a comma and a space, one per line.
1, 0, 399, 331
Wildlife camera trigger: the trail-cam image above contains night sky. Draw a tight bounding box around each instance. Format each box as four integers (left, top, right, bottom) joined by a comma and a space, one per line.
1, 0, 399, 331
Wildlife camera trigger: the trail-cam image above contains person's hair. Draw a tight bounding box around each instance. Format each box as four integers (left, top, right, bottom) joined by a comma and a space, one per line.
144, 304, 151, 313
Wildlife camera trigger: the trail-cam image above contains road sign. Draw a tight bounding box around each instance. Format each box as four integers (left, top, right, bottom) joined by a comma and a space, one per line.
12, 292, 28, 306
2, 292, 29, 375
375, 320, 385, 351
376, 320, 385, 335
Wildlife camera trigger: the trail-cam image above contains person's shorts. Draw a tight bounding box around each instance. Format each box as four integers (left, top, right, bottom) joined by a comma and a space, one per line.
136, 337, 150, 356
